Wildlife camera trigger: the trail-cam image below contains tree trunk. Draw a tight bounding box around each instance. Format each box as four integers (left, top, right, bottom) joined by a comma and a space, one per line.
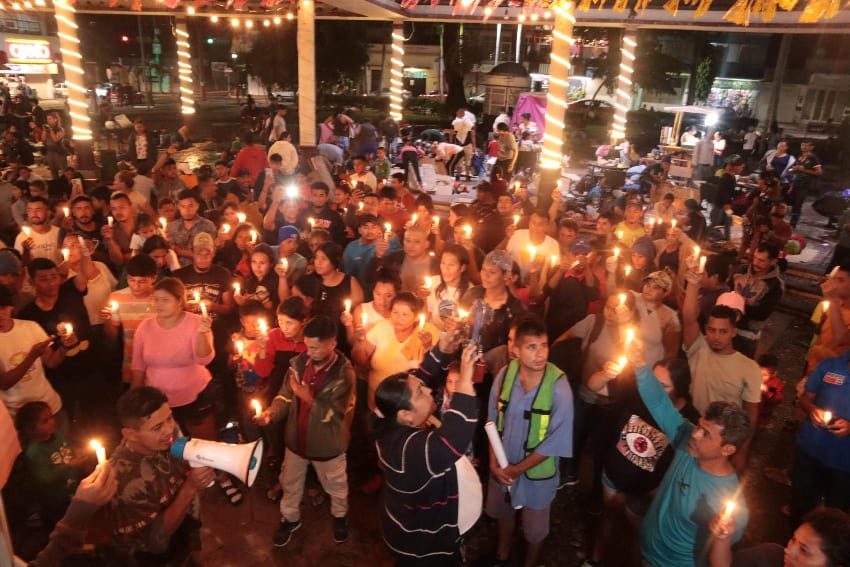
443, 24, 468, 111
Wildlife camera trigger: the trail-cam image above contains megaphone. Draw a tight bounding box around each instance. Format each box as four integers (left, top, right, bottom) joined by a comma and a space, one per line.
170, 437, 263, 487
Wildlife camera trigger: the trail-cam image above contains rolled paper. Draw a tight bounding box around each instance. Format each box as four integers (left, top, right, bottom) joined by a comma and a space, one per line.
89, 439, 106, 465
824, 410, 833, 424
200, 301, 208, 318
250, 230, 257, 243
62, 207, 69, 217
513, 214, 520, 225
236, 212, 246, 223
463, 224, 472, 239
233, 282, 241, 295
61, 248, 70, 262
160, 217, 168, 230
344, 299, 352, 313
418, 314, 426, 330
235, 340, 244, 355
251, 399, 262, 417
221, 223, 231, 233
258, 318, 268, 335
699, 255, 707, 273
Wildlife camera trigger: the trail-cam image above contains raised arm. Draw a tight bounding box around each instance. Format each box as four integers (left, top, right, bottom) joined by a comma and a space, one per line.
682, 266, 702, 349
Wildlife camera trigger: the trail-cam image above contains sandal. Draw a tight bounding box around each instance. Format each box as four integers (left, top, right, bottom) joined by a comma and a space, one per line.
218, 478, 244, 506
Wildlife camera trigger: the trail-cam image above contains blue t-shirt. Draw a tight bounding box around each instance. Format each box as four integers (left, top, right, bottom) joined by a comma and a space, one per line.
635, 366, 747, 567
797, 353, 850, 472
341, 237, 400, 297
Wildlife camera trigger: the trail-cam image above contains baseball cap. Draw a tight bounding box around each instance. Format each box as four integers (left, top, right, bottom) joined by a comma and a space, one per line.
715, 291, 745, 314
630, 237, 655, 259
277, 225, 300, 242
643, 271, 672, 292
0, 250, 22, 276
571, 240, 592, 255
192, 232, 215, 253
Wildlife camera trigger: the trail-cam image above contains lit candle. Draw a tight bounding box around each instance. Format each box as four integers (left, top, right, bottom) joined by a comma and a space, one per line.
671, 219, 677, 229
235, 340, 244, 355
62, 206, 69, 217
424, 276, 433, 289
200, 301, 208, 318
721, 500, 736, 522
822, 300, 830, 312
110, 300, 119, 312
384, 222, 392, 234
251, 398, 262, 417
613, 247, 620, 259
159, 217, 168, 230
617, 230, 624, 240
624, 265, 632, 277
418, 313, 426, 330
308, 217, 316, 228
432, 215, 439, 226
64, 323, 73, 335
280, 257, 288, 272
625, 327, 635, 347
361, 311, 368, 327
22, 226, 30, 236
107, 216, 114, 226
233, 282, 241, 295
344, 299, 352, 313
699, 255, 707, 273
513, 214, 520, 226
358, 202, 364, 211
463, 224, 472, 239
824, 410, 833, 424
221, 223, 231, 234
258, 318, 268, 335
457, 309, 469, 320
411, 213, 418, 224
693, 245, 701, 259
61, 248, 69, 262
193, 291, 200, 303
89, 439, 106, 465
236, 212, 246, 223
551, 255, 559, 267
250, 230, 257, 243
618, 293, 627, 307
528, 245, 536, 261
515, 180, 520, 192
617, 356, 628, 372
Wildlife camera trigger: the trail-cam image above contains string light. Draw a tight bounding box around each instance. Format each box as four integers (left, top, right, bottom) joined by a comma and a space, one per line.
53, 0, 91, 140
611, 29, 637, 141
389, 26, 405, 121
245, 19, 253, 28
263, 19, 270, 26
210, 15, 218, 23
273, 16, 281, 24
231, 17, 239, 26
186, 5, 194, 14
286, 12, 294, 20
175, 24, 195, 115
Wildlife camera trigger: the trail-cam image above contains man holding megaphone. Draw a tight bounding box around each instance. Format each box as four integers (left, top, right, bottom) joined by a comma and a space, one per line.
106, 386, 216, 563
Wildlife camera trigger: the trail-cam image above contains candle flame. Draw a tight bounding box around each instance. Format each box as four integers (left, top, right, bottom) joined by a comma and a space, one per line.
723, 500, 736, 519
237, 212, 247, 223
613, 247, 620, 258
424, 276, 433, 289
251, 399, 262, 417
418, 314, 426, 330
618, 293, 627, 306
824, 410, 833, 423
625, 327, 635, 346
344, 299, 352, 313
110, 300, 118, 312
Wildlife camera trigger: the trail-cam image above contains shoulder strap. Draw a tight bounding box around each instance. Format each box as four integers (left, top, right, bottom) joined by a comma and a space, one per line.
496, 360, 520, 432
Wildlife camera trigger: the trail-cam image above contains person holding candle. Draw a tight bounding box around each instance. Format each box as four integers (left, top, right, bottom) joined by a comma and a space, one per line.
731, 241, 784, 358
174, 233, 235, 322
101, 192, 137, 270
14, 196, 62, 265
214, 222, 258, 279
295, 182, 347, 246
374, 224, 438, 295
624, 336, 751, 567
608, 237, 658, 294
342, 214, 400, 300
253, 316, 356, 547
424, 243, 473, 329
805, 263, 850, 376
233, 243, 284, 316
66, 195, 109, 265
229, 300, 273, 443
790, 349, 850, 525
376, 184, 410, 236
615, 202, 648, 249
61, 233, 117, 329
543, 239, 601, 345
505, 210, 559, 284
627, 271, 681, 366
104, 255, 157, 384
652, 224, 699, 302
165, 189, 217, 268
272, 225, 308, 286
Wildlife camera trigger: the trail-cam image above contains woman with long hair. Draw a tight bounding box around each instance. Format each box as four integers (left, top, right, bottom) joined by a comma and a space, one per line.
425, 243, 472, 329
233, 243, 285, 316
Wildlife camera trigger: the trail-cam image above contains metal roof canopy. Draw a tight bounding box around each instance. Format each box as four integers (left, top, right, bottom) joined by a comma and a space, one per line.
31, 0, 850, 33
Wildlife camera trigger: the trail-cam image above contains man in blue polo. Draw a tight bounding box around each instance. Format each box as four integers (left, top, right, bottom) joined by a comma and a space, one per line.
341, 213, 400, 300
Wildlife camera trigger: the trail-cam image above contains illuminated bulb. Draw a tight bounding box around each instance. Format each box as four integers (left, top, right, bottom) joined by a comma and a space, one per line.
186, 6, 194, 14
273, 16, 281, 24
530, 12, 539, 20
543, 10, 552, 17
263, 19, 270, 26
245, 19, 253, 28
461, 0, 474, 7
484, 6, 492, 15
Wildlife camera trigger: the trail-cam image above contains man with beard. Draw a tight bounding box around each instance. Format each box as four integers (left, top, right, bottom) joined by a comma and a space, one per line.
65, 195, 109, 266
102, 192, 136, 269
14, 196, 62, 264
165, 189, 216, 268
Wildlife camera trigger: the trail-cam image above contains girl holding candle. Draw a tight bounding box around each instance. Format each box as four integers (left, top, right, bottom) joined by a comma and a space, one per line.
214, 223, 259, 278
233, 243, 284, 316
424, 243, 472, 329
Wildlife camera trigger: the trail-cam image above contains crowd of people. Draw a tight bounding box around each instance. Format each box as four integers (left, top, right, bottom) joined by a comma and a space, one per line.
0, 103, 849, 567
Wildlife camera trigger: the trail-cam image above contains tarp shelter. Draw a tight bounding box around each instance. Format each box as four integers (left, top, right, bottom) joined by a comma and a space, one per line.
512, 93, 547, 131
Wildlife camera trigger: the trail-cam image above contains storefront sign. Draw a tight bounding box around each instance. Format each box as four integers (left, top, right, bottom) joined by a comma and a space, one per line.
6, 39, 53, 64
4, 63, 58, 74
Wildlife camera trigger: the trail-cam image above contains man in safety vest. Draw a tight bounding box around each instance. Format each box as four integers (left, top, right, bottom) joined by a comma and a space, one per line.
487, 316, 574, 567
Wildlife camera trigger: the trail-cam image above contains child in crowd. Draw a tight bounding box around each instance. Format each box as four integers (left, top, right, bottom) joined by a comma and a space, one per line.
231, 300, 272, 444
129, 214, 163, 257
758, 353, 785, 423
371, 146, 391, 181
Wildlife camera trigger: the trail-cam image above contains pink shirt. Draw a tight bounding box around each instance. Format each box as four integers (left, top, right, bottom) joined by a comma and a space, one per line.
131, 313, 214, 408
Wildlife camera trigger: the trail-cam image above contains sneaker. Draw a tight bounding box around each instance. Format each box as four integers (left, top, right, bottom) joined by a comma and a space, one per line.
332, 516, 349, 543
273, 520, 301, 547
558, 473, 579, 490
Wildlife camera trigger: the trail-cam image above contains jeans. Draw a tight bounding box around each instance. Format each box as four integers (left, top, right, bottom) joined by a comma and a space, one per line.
280, 449, 349, 522
401, 151, 421, 184
788, 183, 810, 228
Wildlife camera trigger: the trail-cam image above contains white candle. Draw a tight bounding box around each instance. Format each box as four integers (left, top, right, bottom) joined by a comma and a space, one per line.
418, 314, 426, 330
824, 410, 833, 424
62, 206, 69, 217
200, 301, 208, 318
110, 300, 119, 312
457, 309, 468, 320
159, 217, 168, 230
233, 282, 241, 295
693, 245, 701, 259
551, 255, 559, 267
513, 214, 520, 226
432, 215, 439, 226
193, 291, 201, 303
89, 439, 106, 465
463, 224, 472, 239
308, 217, 316, 228
671, 219, 677, 229
250, 230, 257, 243
624, 265, 632, 277
107, 216, 114, 226
235, 340, 244, 355
281, 257, 289, 273
236, 212, 246, 223
699, 255, 707, 273
61, 248, 69, 262
251, 398, 262, 417
221, 223, 231, 234
344, 299, 352, 313
528, 245, 536, 261
515, 181, 520, 192
424, 276, 433, 289
617, 356, 628, 373
613, 247, 620, 259
618, 293, 627, 307
384, 222, 392, 235
258, 318, 268, 335
617, 230, 624, 240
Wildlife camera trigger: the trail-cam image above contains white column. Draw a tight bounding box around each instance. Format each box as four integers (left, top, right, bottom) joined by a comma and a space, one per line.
53, 0, 91, 140
297, 0, 316, 146
175, 18, 195, 115
494, 23, 502, 66
540, 2, 575, 170
611, 28, 637, 141
389, 21, 404, 122
515, 24, 522, 63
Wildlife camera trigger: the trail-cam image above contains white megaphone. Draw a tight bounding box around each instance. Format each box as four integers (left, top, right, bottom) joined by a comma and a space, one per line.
170, 437, 263, 487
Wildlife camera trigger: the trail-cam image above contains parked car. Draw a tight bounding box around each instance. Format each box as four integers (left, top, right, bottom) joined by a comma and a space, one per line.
270, 86, 296, 103
468, 92, 485, 104
566, 99, 615, 123
53, 82, 69, 98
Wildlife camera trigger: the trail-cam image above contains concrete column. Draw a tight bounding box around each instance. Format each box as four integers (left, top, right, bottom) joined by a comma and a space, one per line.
389, 21, 405, 122
53, 0, 91, 140
297, 0, 317, 146
175, 18, 195, 115
611, 28, 637, 141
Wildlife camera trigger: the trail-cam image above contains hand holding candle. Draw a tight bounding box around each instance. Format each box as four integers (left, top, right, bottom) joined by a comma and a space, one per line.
235, 340, 244, 356
251, 399, 263, 418
107, 216, 114, 227
250, 230, 258, 243
344, 299, 352, 313
528, 245, 536, 261
823, 410, 833, 426
513, 214, 520, 226
258, 318, 268, 335
89, 439, 106, 465
200, 301, 208, 318
424, 276, 433, 289
160, 217, 168, 231
61, 248, 70, 262
418, 313, 426, 330
221, 223, 231, 234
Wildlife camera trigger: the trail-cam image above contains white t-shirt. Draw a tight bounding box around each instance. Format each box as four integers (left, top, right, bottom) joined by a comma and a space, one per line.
425, 275, 461, 329
0, 319, 62, 417
686, 334, 762, 415
366, 319, 439, 409
506, 229, 559, 280
133, 175, 155, 203
743, 132, 758, 151
14, 225, 61, 262
349, 171, 378, 192
68, 261, 117, 325
632, 291, 681, 367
